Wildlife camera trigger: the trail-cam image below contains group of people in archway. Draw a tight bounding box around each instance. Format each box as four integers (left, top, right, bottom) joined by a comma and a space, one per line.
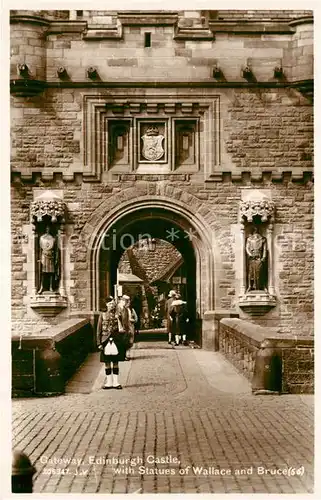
97, 289, 190, 390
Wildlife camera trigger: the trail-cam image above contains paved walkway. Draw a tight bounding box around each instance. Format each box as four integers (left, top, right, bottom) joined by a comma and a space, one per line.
12, 341, 314, 494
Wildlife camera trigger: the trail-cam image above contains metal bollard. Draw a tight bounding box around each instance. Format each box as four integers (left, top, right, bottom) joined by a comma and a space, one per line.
12, 450, 36, 493
252, 339, 282, 395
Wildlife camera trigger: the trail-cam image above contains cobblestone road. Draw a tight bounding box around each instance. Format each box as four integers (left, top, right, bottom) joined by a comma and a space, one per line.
12, 341, 314, 494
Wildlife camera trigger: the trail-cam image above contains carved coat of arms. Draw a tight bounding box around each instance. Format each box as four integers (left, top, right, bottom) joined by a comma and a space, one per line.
141, 126, 164, 161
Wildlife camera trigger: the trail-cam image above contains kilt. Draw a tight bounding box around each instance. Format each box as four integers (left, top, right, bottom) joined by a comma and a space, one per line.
100, 332, 128, 363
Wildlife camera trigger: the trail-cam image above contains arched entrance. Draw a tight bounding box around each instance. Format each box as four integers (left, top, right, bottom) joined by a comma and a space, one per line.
88, 197, 216, 345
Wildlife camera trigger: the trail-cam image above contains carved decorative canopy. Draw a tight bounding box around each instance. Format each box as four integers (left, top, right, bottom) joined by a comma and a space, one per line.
31, 191, 66, 223
240, 199, 274, 222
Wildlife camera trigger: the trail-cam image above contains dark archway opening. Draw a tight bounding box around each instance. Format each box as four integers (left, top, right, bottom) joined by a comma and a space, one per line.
98, 208, 199, 343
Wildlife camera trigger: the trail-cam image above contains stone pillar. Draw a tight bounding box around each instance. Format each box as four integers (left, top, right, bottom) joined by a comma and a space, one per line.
202, 310, 239, 351
202, 311, 215, 350
266, 221, 275, 296
31, 225, 38, 296
58, 224, 66, 297
240, 220, 246, 296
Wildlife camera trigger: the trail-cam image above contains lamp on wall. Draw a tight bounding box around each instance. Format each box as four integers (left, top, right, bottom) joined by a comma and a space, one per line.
18, 64, 29, 78
213, 65, 222, 79
57, 66, 67, 78
274, 66, 283, 79
87, 67, 98, 79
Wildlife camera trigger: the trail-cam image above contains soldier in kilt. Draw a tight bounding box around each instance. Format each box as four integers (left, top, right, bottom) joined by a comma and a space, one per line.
97, 297, 124, 389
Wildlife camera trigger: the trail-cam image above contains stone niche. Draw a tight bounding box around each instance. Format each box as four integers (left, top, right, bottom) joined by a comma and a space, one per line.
29, 190, 68, 317
238, 191, 277, 315
108, 120, 131, 168
174, 119, 198, 169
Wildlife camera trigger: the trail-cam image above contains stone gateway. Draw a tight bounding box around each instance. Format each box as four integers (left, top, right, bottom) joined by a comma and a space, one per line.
10, 9, 313, 395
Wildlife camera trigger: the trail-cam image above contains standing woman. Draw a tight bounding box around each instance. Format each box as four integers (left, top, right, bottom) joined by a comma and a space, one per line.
117, 295, 131, 361
165, 290, 177, 344
170, 296, 189, 346
97, 296, 123, 389
127, 298, 138, 360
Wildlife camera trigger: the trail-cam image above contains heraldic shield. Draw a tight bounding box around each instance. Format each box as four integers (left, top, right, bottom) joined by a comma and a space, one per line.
141, 127, 165, 161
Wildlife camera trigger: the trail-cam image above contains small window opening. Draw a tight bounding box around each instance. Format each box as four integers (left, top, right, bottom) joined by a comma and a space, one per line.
144, 32, 151, 47
76, 10, 83, 18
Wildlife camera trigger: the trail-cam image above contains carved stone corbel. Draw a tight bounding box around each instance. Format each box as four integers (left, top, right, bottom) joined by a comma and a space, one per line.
240, 198, 275, 223
30, 190, 66, 224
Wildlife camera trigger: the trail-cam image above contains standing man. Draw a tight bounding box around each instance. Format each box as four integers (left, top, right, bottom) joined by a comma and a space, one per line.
131, 293, 141, 342
165, 290, 177, 344
117, 295, 131, 361
97, 297, 123, 389
128, 298, 138, 359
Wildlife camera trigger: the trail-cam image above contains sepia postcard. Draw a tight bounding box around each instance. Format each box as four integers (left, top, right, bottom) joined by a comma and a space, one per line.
4, 0, 315, 497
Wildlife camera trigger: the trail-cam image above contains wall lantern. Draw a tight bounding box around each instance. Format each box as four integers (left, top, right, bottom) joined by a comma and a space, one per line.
87, 67, 98, 79
57, 66, 67, 78
213, 65, 222, 79
18, 64, 29, 78
274, 66, 283, 79
242, 65, 253, 80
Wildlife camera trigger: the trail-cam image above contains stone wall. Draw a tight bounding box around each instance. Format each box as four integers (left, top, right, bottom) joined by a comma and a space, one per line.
282, 341, 314, 393
219, 318, 314, 394
223, 90, 313, 171
11, 179, 313, 337
10, 87, 313, 177
12, 318, 93, 397
10, 10, 314, 343
215, 11, 311, 20
10, 10, 313, 88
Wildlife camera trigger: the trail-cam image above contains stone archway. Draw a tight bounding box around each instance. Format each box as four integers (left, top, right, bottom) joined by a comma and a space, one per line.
82, 194, 217, 340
